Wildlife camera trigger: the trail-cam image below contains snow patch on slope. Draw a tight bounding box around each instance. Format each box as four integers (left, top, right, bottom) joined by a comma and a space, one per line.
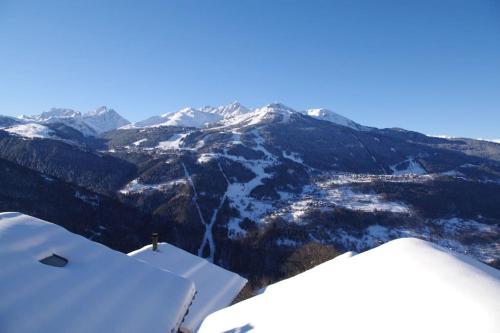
154, 108, 223, 128
4, 123, 57, 139
119, 178, 187, 194
302, 108, 364, 130
282, 151, 303, 163
390, 157, 426, 175
271, 180, 410, 223
157, 133, 189, 150
477, 138, 500, 144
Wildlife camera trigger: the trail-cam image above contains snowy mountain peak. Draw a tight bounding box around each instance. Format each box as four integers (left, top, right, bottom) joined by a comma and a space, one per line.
219, 101, 250, 117
143, 107, 223, 129
202, 101, 251, 118
303, 108, 365, 130
20, 108, 81, 122
15, 106, 130, 135
254, 103, 298, 119
86, 106, 112, 116
264, 102, 296, 112
128, 102, 251, 129
124, 101, 367, 131
228, 100, 241, 108
214, 102, 298, 128
82, 107, 130, 133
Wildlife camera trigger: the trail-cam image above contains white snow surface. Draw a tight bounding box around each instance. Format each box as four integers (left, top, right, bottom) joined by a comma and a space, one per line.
215, 103, 296, 129
201, 101, 251, 118
4, 123, 56, 139
119, 178, 187, 194
125, 102, 364, 132
20, 108, 81, 121
129, 243, 247, 333
428, 135, 500, 144
271, 178, 410, 223
132, 138, 147, 146
390, 156, 426, 175
18, 106, 129, 135
157, 133, 189, 150
477, 138, 500, 144
181, 162, 218, 260
302, 108, 364, 130
282, 150, 303, 163
126, 102, 250, 129
199, 238, 500, 333
155, 108, 223, 128
129, 108, 222, 129
82, 106, 130, 133
0, 212, 195, 333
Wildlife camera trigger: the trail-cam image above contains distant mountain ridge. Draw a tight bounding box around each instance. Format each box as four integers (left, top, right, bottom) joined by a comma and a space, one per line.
16, 106, 130, 135
0, 100, 499, 294
124, 101, 365, 130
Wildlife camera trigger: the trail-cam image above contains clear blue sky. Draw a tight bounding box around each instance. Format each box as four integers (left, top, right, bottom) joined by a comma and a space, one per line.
0, 0, 499, 138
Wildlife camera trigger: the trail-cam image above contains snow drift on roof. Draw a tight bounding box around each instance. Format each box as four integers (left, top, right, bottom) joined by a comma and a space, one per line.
0, 212, 195, 333
129, 243, 247, 333
199, 238, 500, 333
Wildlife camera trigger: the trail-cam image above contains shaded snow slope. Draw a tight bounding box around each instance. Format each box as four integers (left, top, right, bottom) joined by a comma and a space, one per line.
129, 243, 247, 333
199, 238, 500, 333
0, 212, 195, 333
0, 115, 22, 128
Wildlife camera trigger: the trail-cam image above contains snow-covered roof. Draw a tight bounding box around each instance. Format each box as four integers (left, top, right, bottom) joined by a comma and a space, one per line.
0, 212, 196, 333
199, 238, 500, 333
129, 243, 247, 333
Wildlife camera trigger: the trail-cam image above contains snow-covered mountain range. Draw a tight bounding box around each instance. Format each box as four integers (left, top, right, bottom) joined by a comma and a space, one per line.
4, 102, 366, 138
0, 100, 499, 296
17, 106, 130, 135
124, 101, 365, 130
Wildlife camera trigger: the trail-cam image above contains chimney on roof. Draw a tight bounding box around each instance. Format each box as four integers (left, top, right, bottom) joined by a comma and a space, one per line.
152, 233, 159, 251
